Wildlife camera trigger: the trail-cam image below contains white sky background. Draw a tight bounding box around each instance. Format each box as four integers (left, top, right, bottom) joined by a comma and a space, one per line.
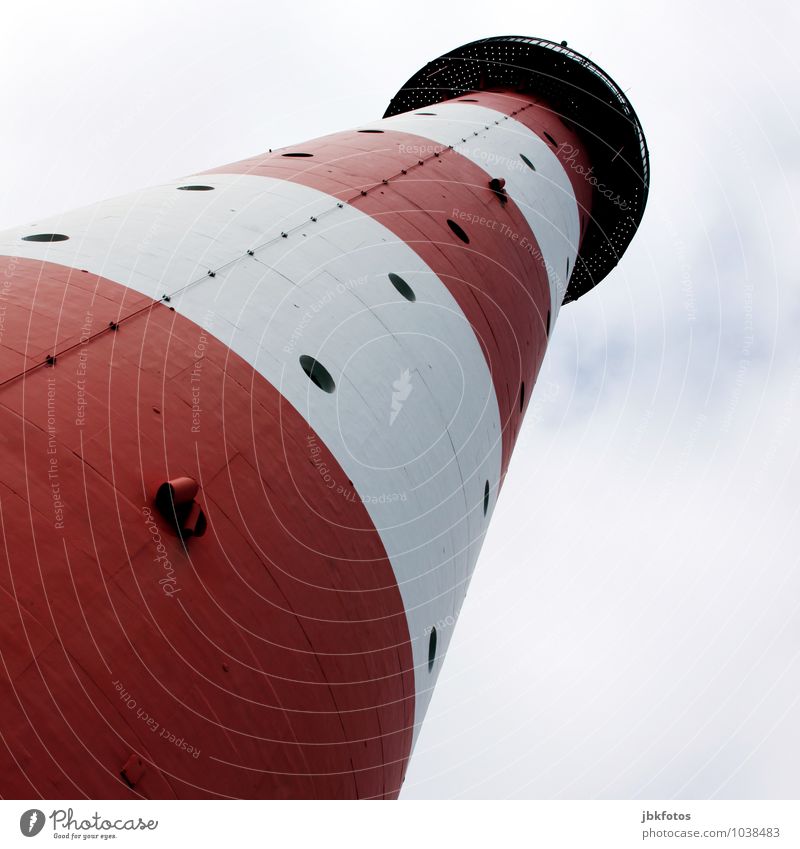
0, 0, 798, 799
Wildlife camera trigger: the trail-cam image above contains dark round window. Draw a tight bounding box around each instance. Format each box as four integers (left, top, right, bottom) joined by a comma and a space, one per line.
428, 627, 437, 672
299, 355, 335, 393
177, 185, 215, 191
416, 112, 436, 116
22, 233, 69, 242
543, 131, 558, 148
520, 382, 525, 412
520, 153, 536, 171
357, 129, 384, 133
282, 152, 314, 158
546, 309, 551, 337
446, 219, 470, 244
388, 272, 416, 302
483, 480, 490, 516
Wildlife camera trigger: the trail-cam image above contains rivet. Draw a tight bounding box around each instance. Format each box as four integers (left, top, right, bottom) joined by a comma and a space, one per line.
120, 754, 145, 789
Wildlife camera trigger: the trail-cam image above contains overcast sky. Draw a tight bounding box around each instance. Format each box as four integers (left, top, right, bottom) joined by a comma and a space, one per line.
1, 0, 798, 799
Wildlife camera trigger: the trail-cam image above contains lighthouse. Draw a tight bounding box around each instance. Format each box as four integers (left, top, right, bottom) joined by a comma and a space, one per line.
0, 36, 648, 798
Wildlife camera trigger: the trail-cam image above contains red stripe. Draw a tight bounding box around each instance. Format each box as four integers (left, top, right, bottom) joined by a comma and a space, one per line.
0, 256, 414, 799
455, 90, 595, 244
205, 114, 554, 476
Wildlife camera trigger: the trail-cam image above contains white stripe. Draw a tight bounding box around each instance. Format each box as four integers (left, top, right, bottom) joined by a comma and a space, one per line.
365, 102, 581, 325
0, 172, 503, 747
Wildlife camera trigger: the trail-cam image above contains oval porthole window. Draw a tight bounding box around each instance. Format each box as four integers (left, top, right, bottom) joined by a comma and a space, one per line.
543, 131, 558, 148
357, 129, 384, 133
388, 272, 416, 302
22, 233, 69, 242
483, 480, 490, 516
446, 219, 470, 244
520, 381, 525, 412
428, 627, 437, 672
177, 185, 215, 191
546, 309, 551, 337
299, 355, 335, 393
520, 153, 536, 171
458, 98, 479, 102
416, 112, 436, 116
282, 152, 314, 158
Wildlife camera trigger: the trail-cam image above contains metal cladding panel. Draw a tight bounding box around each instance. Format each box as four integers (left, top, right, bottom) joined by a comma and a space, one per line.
206, 128, 553, 475
451, 90, 597, 221
0, 43, 647, 793
381, 36, 649, 301
362, 100, 582, 321
0, 256, 418, 798
0, 169, 504, 783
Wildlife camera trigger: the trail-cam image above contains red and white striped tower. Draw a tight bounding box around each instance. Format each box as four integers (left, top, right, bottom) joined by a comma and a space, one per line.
0, 36, 648, 798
